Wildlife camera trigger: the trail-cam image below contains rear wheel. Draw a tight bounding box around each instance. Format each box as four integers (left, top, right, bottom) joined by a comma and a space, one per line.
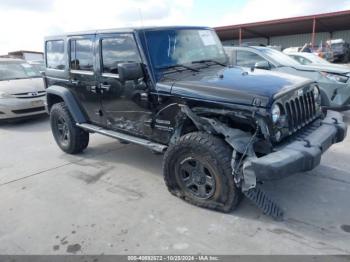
50, 102, 89, 154
163, 132, 242, 212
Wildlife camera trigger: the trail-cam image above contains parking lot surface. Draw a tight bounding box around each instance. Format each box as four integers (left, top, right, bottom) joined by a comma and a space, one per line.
0, 114, 350, 255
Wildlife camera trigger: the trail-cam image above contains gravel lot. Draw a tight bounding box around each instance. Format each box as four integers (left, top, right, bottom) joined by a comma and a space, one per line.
0, 113, 350, 255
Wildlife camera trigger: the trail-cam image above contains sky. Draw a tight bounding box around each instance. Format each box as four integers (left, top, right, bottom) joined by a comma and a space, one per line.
0, 0, 349, 54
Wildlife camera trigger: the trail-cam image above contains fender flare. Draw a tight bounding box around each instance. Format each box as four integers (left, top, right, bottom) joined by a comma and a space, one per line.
179, 105, 258, 190
46, 85, 87, 123
176, 105, 257, 155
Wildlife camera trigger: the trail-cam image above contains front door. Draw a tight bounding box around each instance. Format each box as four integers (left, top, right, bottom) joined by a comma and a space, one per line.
69, 36, 101, 124
97, 33, 153, 137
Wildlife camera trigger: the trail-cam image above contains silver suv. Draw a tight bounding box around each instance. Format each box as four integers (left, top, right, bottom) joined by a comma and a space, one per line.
224, 46, 350, 110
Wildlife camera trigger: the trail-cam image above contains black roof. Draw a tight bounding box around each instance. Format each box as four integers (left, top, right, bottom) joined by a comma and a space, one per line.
45, 26, 211, 40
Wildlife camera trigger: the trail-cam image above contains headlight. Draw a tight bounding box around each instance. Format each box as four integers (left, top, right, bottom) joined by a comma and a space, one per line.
0, 91, 12, 98
313, 85, 320, 100
313, 85, 321, 106
321, 72, 349, 83
271, 103, 281, 124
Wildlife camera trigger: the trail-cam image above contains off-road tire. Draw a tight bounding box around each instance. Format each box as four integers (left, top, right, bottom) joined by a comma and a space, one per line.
163, 132, 242, 213
50, 102, 89, 154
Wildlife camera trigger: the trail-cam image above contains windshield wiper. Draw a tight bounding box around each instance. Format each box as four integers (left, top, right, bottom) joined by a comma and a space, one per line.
157, 64, 199, 72
192, 59, 226, 66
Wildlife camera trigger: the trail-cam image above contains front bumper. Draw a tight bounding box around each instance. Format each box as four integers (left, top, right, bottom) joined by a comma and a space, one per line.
0, 97, 46, 120
243, 110, 347, 181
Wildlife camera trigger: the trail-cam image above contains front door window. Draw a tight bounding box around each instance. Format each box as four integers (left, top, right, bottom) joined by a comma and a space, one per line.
101, 35, 141, 75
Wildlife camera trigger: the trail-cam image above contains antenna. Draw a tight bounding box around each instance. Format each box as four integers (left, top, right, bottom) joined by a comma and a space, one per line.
138, 8, 144, 27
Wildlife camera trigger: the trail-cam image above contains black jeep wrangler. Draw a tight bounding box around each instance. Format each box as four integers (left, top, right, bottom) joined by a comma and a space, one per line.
44, 26, 347, 219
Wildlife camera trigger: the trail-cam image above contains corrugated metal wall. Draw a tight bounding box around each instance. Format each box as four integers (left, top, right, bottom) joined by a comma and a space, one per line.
222, 37, 268, 46
221, 29, 350, 49
333, 30, 350, 42
270, 32, 330, 48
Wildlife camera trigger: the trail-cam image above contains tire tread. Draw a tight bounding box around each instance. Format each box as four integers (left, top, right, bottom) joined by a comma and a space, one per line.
163, 132, 242, 213
50, 102, 89, 154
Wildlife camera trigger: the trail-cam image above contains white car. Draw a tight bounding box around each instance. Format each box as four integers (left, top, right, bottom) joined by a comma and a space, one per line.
287, 52, 350, 71
0, 58, 46, 121
287, 52, 332, 66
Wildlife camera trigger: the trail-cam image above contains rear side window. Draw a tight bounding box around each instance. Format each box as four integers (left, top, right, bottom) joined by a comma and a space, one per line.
46, 40, 65, 70
236, 50, 265, 67
70, 39, 94, 71
101, 34, 141, 74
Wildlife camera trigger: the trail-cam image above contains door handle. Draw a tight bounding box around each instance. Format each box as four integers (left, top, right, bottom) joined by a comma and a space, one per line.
71, 79, 79, 85
100, 83, 111, 92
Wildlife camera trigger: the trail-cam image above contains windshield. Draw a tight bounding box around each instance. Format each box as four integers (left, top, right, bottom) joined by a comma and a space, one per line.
260, 48, 301, 67
0, 62, 41, 81
144, 29, 227, 70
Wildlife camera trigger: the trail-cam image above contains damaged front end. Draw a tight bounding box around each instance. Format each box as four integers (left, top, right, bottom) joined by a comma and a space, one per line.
178, 104, 347, 220
179, 105, 267, 190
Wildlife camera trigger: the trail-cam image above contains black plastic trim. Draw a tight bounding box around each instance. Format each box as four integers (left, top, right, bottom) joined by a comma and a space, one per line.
244, 110, 347, 181
46, 85, 87, 123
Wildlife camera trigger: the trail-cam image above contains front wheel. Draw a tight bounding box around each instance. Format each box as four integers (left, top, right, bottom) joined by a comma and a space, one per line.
50, 102, 89, 154
163, 132, 242, 213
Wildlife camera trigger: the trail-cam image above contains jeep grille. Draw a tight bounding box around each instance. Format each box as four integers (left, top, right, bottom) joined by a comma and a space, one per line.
284, 90, 317, 133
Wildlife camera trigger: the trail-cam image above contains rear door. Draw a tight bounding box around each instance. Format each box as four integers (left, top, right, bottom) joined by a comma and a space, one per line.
68, 35, 102, 124
96, 33, 153, 137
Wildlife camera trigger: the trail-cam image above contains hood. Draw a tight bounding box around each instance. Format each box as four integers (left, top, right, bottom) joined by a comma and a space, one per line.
293, 63, 350, 75
0, 78, 45, 94
165, 66, 312, 107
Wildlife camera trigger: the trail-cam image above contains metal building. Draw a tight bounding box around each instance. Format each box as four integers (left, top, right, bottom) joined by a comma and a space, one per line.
0, 50, 44, 61
214, 10, 350, 49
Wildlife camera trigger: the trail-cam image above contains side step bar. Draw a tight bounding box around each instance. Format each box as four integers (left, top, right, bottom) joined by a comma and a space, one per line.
76, 123, 168, 153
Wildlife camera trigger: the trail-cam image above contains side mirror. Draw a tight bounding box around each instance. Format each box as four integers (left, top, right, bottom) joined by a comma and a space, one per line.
118, 63, 144, 82
254, 61, 270, 70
